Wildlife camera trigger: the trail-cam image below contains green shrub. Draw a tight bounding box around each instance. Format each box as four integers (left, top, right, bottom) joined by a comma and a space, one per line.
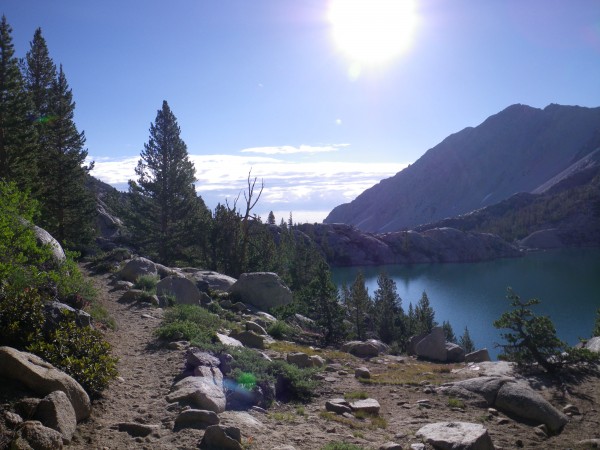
134, 274, 159, 293
28, 314, 118, 396
267, 320, 295, 339
155, 304, 222, 346
0, 288, 45, 348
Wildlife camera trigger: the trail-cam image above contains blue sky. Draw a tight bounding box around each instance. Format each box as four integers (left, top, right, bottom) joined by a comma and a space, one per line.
4, 0, 600, 223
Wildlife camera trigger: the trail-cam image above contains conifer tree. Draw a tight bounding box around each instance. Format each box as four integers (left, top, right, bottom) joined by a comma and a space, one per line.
442, 320, 456, 343
39, 65, 95, 248
348, 271, 372, 340
129, 100, 206, 265
0, 16, 35, 187
24, 27, 56, 199
459, 326, 475, 353
415, 291, 437, 334
373, 271, 405, 344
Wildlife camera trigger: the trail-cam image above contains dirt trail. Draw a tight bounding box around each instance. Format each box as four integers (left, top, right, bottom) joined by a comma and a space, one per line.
69, 267, 600, 450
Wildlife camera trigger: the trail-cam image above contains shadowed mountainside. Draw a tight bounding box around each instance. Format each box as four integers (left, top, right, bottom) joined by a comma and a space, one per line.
324, 104, 600, 233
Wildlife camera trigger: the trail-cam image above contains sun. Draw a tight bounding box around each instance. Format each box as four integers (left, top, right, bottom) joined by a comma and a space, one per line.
328, 0, 418, 66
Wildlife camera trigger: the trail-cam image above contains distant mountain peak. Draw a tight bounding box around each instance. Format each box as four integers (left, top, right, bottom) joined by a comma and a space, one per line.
324, 103, 600, 232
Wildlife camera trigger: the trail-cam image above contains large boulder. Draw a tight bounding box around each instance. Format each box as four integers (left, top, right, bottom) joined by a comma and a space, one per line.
34, 390, 77, 444
341, 340, 380, 357
416, 422, 495, 450
0, 347, 90, 422
228, 272, 292, 312
190, 270, 237, 292
200, 425, 243, 450
465, 349, 491, 363
167, 376, 226, 413
446, 342, 466, 363
415, 327, 447, 362
119, 257, 157, 282
31, 224, 66, 268
229, 330, 266, 349
12, 420, 64, 450
585, 336, 600, 353
495, 381, 568, 433
156, 276, 202, 305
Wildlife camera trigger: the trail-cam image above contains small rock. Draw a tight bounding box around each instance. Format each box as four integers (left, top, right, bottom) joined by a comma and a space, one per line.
326, 399, 352, 415
174, 409, 219, 429
417, 422, 494, 450
563, 404, 580, 415
355, 367, 371, 379
488, 408, 499, 416
168, 341, 190, 350
349, 398, 380, 415
379, 442, 403, 450
13, 420, 64, 450
576, 438, 600, 448
410, 445, 425, 450
534, 424, 548, 437
199, 425, 243, 450
3, 410, 23, 428
251, 406, 267, 414
116, 422, 159, 437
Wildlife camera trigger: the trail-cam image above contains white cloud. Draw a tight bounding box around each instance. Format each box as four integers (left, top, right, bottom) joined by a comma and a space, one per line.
240, 144, 349, 155
90, 151, 408, 222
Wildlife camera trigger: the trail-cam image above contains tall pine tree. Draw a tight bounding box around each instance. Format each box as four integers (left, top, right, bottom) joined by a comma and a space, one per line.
0, 15, 35, 187
347, 271, 372, 340
373, 271, 405, 344
129, 100, 207, 265
24, 27, 56, 200
39, 65, 95, 248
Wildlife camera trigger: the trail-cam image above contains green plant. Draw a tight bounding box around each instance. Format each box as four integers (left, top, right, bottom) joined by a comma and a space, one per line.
267, 320, 295, 339
593, 308, 600, 337
0, 288, 45, 348
134, 274, 159, 293
27, 313, 118, 396
344, 391, 368, 401
493, 288, 599, 373
447, 397, 466, 409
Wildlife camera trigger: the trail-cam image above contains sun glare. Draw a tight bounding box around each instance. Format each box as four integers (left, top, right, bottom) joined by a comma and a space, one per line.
329, 0, 418, 66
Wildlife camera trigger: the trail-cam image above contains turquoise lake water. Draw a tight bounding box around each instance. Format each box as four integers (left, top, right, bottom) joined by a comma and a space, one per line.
331, 248, 600, 359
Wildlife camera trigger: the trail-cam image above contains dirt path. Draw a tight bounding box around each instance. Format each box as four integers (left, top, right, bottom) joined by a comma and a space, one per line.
69, 267, 600, 450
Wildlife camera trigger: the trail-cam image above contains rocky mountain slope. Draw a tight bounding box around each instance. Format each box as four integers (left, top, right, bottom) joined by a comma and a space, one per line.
324, 104, 600, 233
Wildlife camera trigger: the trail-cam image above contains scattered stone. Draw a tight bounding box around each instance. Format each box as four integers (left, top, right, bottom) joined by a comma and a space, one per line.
119, 289, 146, 303
416, 421, 495, 450
355, 366, 371, 379
325, 399, 352, 415
563, 404, 581, 415
200, 425, 243, 450
310, 355, 326, 367
246, 321, 267, 335
0, 347, 91, 422
119, 257, 157, 282
251, 406, 267, 414
487, 408, 498, 416
168, 341, 190, 350
216, 333, 244, 348
534, 424, 548, 437
228, 272, 292, 312
3, 410, 23, 428
272, 446, 297, 450
379, 443, 402, 450
185, 349, 220, 370
287, 352, 313, 368
341, 340, 380, 357
465, 349, 491, 363
13, 420, 64, 450
350, 398, 380, 415
34, 390, 77, 443
174, 409, 219, 429
112, 280, 134, 291
576, 438, 600, 448
410, 444, 425, 450
167, 376, 226, 413
229, 330, 266, 349
116, 422, 158, 437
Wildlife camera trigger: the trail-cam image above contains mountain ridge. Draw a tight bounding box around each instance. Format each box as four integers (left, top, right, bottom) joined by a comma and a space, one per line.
324, 103, 600, 232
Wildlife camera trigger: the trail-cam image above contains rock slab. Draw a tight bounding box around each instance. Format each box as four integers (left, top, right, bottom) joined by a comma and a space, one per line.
416, 421, 495, 450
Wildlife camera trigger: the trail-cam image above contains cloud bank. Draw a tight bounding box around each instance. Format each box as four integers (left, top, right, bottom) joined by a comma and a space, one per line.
89, 151, 408, 224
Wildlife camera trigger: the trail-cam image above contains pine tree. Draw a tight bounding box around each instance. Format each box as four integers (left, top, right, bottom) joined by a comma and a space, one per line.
0, 15, 35, 187
459, 326, 475, 353
129, 100, 206, 265
23, 27, 56, 199
348, 271, 372, 340
373, 271, 405, 344
267, 211, 276, 225
304, 260, 346, 345
415, 291, 437, 334
39, 65, 95, 248
442, 320, 456, 343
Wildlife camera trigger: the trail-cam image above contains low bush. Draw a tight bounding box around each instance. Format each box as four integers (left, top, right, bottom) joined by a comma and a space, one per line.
267, 320, 296, 339
155, 304, 222, 347
134, 274, 159, 293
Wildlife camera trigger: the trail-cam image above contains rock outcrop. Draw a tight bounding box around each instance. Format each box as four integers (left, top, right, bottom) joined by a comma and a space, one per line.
228, 272, 292, 311
0, 347, 91, 422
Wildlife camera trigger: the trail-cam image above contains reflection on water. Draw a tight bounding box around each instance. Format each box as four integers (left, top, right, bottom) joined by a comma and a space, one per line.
332, 249, 600, 360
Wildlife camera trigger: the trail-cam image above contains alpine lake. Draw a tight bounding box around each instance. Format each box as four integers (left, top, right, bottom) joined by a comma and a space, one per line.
331, 248, 600, 360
